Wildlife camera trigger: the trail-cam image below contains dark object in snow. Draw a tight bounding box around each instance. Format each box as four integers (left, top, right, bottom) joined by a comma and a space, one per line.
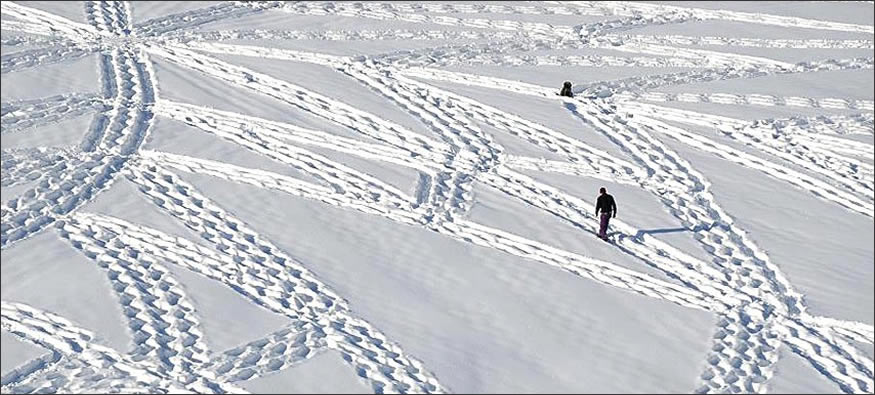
595, 187, 617, 240
559, 81, 573, 98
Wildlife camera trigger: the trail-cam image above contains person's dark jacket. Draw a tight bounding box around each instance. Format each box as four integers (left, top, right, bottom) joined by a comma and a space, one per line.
559, 84, 573, 97
595, 193, 617, 216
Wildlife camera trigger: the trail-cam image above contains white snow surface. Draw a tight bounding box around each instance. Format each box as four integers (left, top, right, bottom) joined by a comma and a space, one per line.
1, 1, 873, 394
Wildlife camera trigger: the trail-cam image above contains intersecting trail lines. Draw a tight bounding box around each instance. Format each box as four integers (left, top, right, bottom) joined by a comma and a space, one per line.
137, 46, 721, 313
2, 2, 448, 393
150, 34, 873, 391
623, 102, 875, 209
320, 15, 797, 70
395, 55, 871, 93
384, 65, 873, 391
264, 0, 870, 71
1, 0, 874, 394
408, 67, 875, 219
565, 94, 871, 391
357, 34, 870, 82
0, 301, 193, 394
276, 1, 874, 33
121, 162, 447, 394
0, 0, 157, 249
58, 207, 439, 393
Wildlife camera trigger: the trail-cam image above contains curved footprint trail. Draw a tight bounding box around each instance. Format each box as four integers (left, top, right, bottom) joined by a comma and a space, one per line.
624, 102, 875, 218
198, 322, 329, 383
337, 60, 502, 224
624, 102, 875, 212
348, 61, 750, 311
1, 1, 156, 249
122, 160, 448, 394
574, 99, 872, 393
154, 100, 418, 212
408, 67, 875, 219
55, 214, 242, 393
574, 100, 795, 392
0, 301, 191, 394
336, 61, 724, 312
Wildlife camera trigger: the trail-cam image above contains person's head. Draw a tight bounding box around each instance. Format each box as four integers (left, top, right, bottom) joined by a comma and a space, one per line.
599, 187, 606, 195
563, 81, 572, 88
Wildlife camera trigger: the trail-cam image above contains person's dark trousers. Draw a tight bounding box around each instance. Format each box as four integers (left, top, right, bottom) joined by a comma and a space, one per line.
599, 212, 612, 239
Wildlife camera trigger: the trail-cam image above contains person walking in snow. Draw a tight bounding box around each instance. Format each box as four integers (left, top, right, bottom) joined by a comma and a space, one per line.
559, 81, 573, 98
595, 187, 617, 240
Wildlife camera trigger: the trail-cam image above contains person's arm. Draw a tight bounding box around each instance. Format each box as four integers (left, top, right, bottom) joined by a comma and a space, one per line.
595, 201, 599, 216
611, 198, 617, 218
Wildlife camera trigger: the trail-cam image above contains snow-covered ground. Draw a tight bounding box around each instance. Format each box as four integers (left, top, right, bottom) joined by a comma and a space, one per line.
1, 1, 873, 393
